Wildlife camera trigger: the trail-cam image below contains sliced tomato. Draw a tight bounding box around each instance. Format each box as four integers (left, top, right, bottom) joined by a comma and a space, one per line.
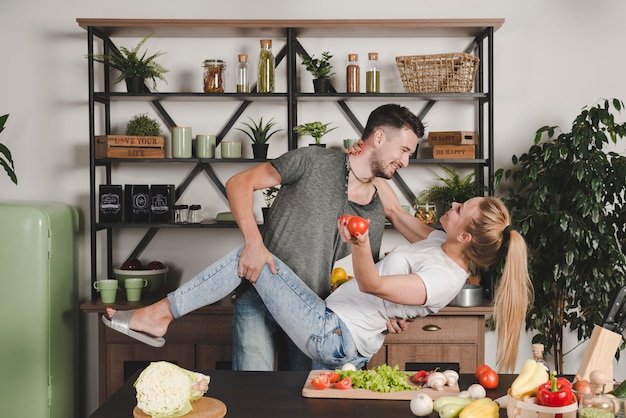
325, 371, 340, 384
311, 374, 331, 390
334, 377, 352, 390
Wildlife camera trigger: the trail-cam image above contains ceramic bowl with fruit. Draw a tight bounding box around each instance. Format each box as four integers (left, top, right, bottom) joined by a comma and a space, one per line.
114, 259, 168, 294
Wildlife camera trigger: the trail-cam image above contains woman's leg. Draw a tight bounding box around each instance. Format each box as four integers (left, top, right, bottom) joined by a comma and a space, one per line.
252, 255, 361, 368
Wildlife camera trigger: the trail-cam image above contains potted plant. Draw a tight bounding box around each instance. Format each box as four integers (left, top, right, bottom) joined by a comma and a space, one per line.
415, 166, 483, 219
236, 116, 281, 159
86, 33, 168, 92
0, 114, 17, 185
262, 186, 280, 222
494, 98, 626, 374
300, 51, 334, 93
126, 113, 162, 136
293, 121, 337, 147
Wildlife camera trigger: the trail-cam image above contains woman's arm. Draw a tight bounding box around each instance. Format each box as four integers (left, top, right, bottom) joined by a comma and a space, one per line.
374, 178, 434, 243
338, 216, 428, 306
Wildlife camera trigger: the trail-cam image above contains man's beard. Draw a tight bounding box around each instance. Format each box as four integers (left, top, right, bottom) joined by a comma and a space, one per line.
371, 156, 395, 180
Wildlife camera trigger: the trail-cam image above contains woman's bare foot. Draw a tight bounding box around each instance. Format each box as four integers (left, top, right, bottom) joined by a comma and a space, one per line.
106, 298, 174, 338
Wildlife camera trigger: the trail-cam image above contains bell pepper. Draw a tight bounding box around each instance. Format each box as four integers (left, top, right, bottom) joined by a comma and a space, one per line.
536, 372, 574, 407
510, 359, 550, 399
459, 397, 499, 418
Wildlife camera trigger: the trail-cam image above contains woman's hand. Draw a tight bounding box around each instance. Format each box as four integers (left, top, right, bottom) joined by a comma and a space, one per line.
342, 139, 364, 155
337, 214, 370, 246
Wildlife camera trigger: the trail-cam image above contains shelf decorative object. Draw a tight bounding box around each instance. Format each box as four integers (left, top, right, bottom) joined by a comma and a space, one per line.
0, 114, 17, 185
236, 116, 281, 160
396, 52, 479, 94
300, 51, 335, 93
86, 34, 168, 92
293, 121, 337, 147
96, 113, 165, 158
416, 166, 483, 218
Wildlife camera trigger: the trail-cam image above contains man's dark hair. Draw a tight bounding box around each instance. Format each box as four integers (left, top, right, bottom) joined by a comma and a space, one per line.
362, 104, 424, 140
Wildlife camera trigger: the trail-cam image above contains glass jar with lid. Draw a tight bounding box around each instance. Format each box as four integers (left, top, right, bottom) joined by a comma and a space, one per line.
414, 202, 437, 224
203, 59, 225, 93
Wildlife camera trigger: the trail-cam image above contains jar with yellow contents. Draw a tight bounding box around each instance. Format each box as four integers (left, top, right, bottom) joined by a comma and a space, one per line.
414, 202, 437, 224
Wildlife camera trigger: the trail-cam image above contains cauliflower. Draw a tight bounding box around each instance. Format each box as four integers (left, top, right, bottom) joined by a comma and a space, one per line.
134, 361, 210, 418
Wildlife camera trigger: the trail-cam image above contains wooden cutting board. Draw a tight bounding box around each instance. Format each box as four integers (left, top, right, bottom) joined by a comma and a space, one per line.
133, 397, 227, 418
302, 370, 460, 400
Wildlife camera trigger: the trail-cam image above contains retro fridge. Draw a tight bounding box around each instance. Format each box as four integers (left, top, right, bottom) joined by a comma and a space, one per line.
0, 202, 79, 418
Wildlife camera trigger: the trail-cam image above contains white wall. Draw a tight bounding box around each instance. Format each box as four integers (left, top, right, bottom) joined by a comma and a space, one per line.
1, 1, 626, 416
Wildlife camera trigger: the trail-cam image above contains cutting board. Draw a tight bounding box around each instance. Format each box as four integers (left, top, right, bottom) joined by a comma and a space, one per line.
302, 370, 460, 400
133, 397, 227, 418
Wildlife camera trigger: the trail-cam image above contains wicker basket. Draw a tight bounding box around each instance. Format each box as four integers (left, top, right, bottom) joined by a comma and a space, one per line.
396, 52, 480, 93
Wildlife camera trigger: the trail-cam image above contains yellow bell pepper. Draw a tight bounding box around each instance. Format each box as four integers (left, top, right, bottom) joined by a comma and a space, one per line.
458, 398, 499, 418
509, 359, 550, 399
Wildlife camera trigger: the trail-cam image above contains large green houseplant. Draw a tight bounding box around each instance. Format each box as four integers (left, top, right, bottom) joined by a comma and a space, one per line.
0, 114, 17, 185
86, 34, 168, 91
495, 98, 626, 373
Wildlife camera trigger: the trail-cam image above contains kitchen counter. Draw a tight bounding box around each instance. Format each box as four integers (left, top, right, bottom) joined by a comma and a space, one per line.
89, 370, 515, 418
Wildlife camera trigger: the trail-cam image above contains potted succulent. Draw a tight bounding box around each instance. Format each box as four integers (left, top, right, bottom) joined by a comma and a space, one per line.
415, 166, 484, 219
293, 121, 337, 147
236, 116, 281, 160
86, 33, 168, 92
262, 186, 280, 222
300, 51, 334, 93
494, 98, 626, 374
0, 114, 17, 185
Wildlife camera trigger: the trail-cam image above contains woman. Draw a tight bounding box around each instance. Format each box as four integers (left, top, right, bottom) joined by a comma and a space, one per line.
104, 195, 532, 372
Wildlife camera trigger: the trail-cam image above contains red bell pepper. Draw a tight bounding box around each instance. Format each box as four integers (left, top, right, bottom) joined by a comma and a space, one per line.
536, 371, 574, 407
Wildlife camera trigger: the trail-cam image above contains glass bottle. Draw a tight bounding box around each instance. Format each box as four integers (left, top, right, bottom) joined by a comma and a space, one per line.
236, 54, 250, 93
346, 53, 360, 93
257, 39, 275, 93
579, 370, 616, 418
531, 343, 550, 373
366, 52, 380, 93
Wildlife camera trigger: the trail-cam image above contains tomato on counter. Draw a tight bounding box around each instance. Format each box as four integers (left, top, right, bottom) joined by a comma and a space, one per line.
474, 364, 499, 389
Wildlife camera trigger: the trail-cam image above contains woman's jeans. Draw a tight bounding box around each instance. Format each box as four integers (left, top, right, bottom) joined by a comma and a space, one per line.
167, 246, 369, 370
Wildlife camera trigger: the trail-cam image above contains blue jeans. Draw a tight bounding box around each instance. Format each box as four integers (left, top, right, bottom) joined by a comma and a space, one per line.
167, 246, 369, 370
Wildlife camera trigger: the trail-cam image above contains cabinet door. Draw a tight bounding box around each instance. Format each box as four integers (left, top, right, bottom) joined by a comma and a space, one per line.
106, 343, 195, 399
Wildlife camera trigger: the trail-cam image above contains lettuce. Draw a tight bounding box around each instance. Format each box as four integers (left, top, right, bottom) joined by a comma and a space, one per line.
134, 361, 210, 417
337, 364, 416, 393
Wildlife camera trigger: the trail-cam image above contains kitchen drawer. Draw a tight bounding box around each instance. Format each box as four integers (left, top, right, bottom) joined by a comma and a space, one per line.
384, 316, 482, 344
387, 344, 479, 373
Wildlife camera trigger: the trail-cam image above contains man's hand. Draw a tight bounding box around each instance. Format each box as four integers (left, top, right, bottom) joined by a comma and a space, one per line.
238, 241, 277, 283
386, 317, 414, 334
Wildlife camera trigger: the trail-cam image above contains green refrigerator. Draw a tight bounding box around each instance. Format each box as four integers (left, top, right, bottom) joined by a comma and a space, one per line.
0, 202, 79, 418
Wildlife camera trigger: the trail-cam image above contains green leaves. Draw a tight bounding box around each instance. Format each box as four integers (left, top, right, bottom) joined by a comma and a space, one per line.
300, 51, 335, 79
0, 114, 17, 185
498, 98, 626, 372
416, 166, 484, 211
236, 116, 281, 144
293, 121, 337, 144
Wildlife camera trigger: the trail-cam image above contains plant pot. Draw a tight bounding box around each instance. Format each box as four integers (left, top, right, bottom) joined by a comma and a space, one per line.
252, 143, 269, 159
313, 78, 330, 93
125, 77, 145, 93
309, 143, 326, 148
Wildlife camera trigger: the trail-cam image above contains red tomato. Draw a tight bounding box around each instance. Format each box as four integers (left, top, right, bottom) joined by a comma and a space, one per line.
474, 364, 491, 380
347, 216, 368, 236
325, 371, 340, 384
341, 214, 353, 223
334, 377, 352, 390
311, 374, 331, 390
478, 368, 499, 389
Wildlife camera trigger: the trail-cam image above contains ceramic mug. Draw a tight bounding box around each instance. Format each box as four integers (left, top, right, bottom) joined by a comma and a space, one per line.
124, 278, 148, 302
196, 134, 216, 158
93, 279, 118, 304
220, 140, 241, 159
172, 126, 192, 158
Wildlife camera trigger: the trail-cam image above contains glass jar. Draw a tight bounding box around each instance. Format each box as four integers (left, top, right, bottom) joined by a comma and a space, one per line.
366, 52, 380, 93
257, 39, 275, 93
346, 53, 360, 93
531, 343, 550, 373
579, 370, 616, 418
236, 54, 250, 93
189, 204, 203, 224
174, 204, 189, 224
414, 202, 436, 224
203, 59, 225, 93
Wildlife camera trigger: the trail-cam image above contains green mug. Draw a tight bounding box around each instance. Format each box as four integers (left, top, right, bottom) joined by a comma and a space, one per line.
94, 279, 118, 304
124, 278, 148, 302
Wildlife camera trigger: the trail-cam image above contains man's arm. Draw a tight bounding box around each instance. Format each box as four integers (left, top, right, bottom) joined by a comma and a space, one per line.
225, 162, 282, 282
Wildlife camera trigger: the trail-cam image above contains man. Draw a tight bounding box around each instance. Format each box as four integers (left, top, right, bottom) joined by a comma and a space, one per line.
225, 103, 424, 371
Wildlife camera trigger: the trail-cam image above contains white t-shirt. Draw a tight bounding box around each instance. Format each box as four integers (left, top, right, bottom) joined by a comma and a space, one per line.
325, 230, 468, 357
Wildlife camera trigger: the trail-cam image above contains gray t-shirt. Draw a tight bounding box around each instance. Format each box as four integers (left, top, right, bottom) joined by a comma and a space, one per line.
264, 146, 385, 298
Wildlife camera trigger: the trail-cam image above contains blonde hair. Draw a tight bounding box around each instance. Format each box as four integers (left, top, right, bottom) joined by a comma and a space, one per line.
465, 197, 534, 373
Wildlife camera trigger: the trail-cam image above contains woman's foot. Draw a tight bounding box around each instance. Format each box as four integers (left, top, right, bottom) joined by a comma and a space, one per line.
106, 298, 174, 338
